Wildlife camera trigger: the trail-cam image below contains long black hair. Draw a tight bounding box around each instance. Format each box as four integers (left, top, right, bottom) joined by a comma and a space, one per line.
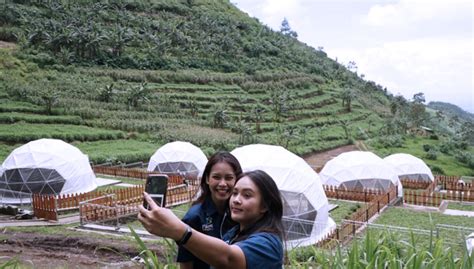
194, 151, 242, 205
232, 170, 285, 243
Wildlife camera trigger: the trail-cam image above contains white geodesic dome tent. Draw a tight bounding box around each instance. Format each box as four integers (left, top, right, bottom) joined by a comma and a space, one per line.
384, 153, 434, 182
0, 139, 97, 204
231, 144, 336, 248
147, 141, 207, 179
320, 151, 402, 196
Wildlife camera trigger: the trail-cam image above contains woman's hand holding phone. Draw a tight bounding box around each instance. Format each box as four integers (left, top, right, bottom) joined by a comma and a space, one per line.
138, 192, 187, 241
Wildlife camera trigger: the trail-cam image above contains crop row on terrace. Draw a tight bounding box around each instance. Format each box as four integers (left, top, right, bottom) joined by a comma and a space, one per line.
0, 112, 83, 125
0, 123, 125, 143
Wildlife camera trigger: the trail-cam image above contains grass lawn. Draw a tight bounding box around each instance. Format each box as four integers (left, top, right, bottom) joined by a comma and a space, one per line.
447, 202, 474, 211
372, 206, 473, 254
328, 199, 362, 225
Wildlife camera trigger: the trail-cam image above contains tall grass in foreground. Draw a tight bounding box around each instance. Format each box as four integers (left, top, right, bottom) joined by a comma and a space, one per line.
287, 230, 473, 269
130, 226, 472, 268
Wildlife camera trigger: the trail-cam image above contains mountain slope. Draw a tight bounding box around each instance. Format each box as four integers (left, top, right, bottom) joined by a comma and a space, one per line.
0, 0, 449, 164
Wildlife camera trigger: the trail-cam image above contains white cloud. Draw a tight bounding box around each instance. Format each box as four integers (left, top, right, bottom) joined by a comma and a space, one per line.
233, 0, 474, 112
363, 0, 472, 27
328, 37, 473, 109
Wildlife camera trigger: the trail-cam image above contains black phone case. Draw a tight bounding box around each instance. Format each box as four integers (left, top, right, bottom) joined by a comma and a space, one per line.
143, 174, 168, 209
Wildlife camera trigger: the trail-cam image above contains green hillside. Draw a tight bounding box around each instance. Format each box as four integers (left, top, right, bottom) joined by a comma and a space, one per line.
0, 0, 472, 175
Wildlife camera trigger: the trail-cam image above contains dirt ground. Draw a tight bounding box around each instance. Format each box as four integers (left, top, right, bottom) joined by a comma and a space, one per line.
303, 144, 359, 171
0, 229, 164, 268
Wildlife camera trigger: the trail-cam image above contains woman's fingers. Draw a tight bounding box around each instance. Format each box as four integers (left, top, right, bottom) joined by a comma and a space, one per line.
143, 192, 160, 210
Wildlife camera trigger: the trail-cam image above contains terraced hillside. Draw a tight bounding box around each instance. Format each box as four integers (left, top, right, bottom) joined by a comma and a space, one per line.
0, 44, 390, 162
0, 0, 435, 165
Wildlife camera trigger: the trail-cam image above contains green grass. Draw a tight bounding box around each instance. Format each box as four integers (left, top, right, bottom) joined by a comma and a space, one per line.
0, 123, 125, 143
446, 202, 474, 211
75, 139, 159, 164
375, 207, 473, 232
0, 142, 20, 161
373, 206, 474, 254
328, 199, 362, 225
372, 136, 474, 176
0, 112, 82, 125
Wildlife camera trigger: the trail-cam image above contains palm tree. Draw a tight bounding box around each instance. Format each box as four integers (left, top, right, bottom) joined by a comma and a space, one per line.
36, 87, 60, 115
110, 24, 133, 57
126, 83, 151, 109
98, 83, 115, 103
212, 106, 228, 128
341, 88, 355, 112
252, 105, 265, 133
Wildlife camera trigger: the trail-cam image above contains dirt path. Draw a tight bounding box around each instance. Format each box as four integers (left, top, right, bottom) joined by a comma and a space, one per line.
0, 229, 163, 268
303, 144, 359, 171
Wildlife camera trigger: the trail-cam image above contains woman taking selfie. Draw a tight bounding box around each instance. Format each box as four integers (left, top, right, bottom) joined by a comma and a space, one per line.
177, 151, 242, 269
138, 170, 285, 268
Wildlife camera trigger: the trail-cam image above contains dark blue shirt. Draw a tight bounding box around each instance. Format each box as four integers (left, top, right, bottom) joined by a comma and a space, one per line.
177, 197, 234, 269
222, 226, 283, 269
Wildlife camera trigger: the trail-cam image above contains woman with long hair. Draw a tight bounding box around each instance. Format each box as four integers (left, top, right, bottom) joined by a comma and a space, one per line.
139, 170, 285, 268
177, 151, 242, 269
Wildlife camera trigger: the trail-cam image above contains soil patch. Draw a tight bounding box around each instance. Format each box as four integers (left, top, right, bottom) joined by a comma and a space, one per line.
303, 144, 359, 171
0, 230, 164, 268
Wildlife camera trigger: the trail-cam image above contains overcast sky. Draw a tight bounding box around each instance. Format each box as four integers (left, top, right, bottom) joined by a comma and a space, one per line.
232, 0, 473, 113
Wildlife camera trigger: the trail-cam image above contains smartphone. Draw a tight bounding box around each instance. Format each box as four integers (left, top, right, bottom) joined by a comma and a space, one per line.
143, 174, 168, 209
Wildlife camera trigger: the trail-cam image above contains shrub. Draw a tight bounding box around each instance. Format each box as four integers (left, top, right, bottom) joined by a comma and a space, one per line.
430, 165, 445, 175
422, 144, 432, 152
375, 135, 404, 148
453, 139, 468, 150
425, 149, 438, 160
454, 151, 472, 164
439, 142, 452, 154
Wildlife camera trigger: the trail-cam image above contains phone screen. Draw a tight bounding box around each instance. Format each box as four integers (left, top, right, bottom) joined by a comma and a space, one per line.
143, 174, 168, 209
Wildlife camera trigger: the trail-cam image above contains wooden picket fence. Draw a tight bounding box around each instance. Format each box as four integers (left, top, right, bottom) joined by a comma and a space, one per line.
399, 178, 432, 190
323, 185, 385, 202
93, 165, 149, 180
316, 185, 398, 248
434, 175, 474, 191
93, 165, 189, 186
33, 181, 199, 221
404, 189, 474, 206
33, 185, 145, 221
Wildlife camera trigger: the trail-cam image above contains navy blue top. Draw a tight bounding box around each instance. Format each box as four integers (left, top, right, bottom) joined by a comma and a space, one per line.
177, 197, 234, 269
222, 226, 283, 269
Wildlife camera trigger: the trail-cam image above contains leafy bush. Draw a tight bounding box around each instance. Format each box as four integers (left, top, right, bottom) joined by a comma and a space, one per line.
454, 151, 474, 169
454, 151, 472, 164
425, 149, 438, 160
430, 165, 445, 175
439, 142, 452, 154
422, 144, 432, 152
374, 135, 404, 148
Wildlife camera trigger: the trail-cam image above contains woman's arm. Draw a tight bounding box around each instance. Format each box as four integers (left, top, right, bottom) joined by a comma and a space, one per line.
138, 193, 246, 269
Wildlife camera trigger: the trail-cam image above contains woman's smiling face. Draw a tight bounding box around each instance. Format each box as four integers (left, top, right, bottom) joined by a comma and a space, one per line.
229, 176, 267, 230
206, 161, 237, 205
